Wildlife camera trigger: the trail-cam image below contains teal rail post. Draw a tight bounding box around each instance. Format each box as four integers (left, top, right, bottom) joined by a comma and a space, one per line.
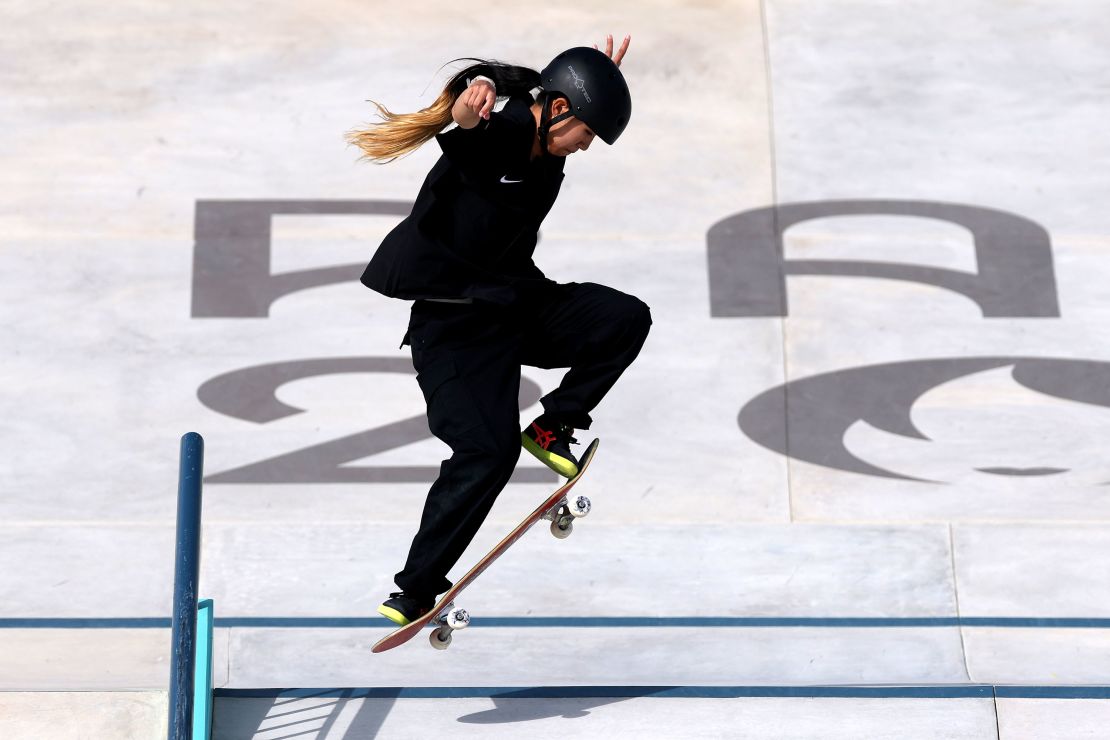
194, 599, 214, 739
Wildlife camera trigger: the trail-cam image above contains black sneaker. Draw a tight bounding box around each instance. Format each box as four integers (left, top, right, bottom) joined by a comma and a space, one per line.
378, 591, 433, 626
521, 414, 580, 478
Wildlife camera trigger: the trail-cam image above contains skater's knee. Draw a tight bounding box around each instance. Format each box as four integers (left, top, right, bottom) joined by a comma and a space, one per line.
576, 283, 652, 338
630, 297, 652, 335
465, 426, 521, 475
613, 294, 652, 341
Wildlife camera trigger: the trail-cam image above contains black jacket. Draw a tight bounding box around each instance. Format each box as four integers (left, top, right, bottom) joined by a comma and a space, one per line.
361, 93, 567, 304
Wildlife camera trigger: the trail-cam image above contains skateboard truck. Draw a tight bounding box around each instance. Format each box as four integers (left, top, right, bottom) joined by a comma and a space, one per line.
429, 603, 471, 650
542, 493, 592, 539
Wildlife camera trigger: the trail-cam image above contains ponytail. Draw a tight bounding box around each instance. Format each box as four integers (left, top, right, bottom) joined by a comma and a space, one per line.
346, 59, 542, 163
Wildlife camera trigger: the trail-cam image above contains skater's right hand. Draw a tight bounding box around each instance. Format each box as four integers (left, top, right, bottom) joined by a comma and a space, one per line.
452, 78, 497, 129
594, 33, 631, 67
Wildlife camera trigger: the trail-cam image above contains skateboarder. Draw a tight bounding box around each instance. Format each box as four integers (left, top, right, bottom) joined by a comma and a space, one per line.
348, 35, 651, 626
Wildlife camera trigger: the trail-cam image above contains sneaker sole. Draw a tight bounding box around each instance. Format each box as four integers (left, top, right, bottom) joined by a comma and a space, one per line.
521, 433, 579, 478
377, 603, 412, 627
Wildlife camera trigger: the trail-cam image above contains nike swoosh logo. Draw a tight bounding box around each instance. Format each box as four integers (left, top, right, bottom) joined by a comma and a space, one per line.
500, 176, 523, 184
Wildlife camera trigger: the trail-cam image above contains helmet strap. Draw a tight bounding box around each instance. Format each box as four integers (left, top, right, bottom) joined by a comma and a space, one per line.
538, 95, 575, 155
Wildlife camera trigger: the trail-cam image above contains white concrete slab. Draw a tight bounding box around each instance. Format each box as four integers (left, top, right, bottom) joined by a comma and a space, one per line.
225, 627, 969, 687
765, 0, 1110, 231
213, 695, 999, 740
0, 691, 167, 740
761, 0, 1110, 522
965, 628, 1110, 685
0, 627, 230, 690
0, 629, 170, 690
1, 508, 960, 624
952, 525, 1110, 616
998, 698, 1110, 740
198, 522, 956, 619
776, 261, 1110, 522
448, 523, 957, 618
0, 525, 175, 618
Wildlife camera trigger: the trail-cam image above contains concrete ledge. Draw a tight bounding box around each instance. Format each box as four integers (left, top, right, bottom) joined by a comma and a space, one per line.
226, 626, 969, 687
212, 693, 999, 739
0, 691, 167, 740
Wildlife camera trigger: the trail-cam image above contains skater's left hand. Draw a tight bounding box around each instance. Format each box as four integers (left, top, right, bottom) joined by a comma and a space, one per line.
594, 33, 631, 67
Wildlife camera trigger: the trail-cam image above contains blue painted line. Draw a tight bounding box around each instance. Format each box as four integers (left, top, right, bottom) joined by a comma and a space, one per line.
0, 618, 171, 628
3, 616, 1110, 629
214, 685, 1110, 700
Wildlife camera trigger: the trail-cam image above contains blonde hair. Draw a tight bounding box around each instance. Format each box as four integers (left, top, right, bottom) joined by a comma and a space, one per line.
345, 89, 455, 163
346, 59, 543, 163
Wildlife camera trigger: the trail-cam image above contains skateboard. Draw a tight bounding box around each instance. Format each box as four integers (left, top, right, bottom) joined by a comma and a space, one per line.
371, 437, 600, 653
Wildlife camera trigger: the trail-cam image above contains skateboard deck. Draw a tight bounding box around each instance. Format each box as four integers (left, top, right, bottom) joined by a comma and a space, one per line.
371, 438, 600, 653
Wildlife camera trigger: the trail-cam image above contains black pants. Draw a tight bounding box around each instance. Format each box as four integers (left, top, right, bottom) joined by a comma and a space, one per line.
394, 281, 652, 598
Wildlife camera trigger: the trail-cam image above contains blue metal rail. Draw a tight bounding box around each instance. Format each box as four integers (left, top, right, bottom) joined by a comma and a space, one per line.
168, 432, 209, 740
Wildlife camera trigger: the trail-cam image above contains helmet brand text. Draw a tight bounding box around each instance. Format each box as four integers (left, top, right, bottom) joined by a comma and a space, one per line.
567, 65, 592, 103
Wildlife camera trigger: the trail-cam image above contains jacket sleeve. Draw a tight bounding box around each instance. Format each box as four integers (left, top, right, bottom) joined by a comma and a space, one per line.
434, 97, 534, 177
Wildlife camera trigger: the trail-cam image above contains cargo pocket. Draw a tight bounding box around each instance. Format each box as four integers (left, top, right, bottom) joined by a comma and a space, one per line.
414, 355, 485, 444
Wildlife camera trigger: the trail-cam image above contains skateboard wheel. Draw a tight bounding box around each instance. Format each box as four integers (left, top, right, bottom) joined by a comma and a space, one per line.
446, 607, 470, 630
430, 627, 452, 650
569, 495, 591, 518
550, 517, 573, 539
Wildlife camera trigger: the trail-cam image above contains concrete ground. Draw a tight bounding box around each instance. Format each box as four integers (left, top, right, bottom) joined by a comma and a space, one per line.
3, 0, 1110, 737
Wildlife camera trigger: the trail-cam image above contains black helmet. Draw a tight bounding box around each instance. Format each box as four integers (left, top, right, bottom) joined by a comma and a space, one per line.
539, 47, 631, 145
